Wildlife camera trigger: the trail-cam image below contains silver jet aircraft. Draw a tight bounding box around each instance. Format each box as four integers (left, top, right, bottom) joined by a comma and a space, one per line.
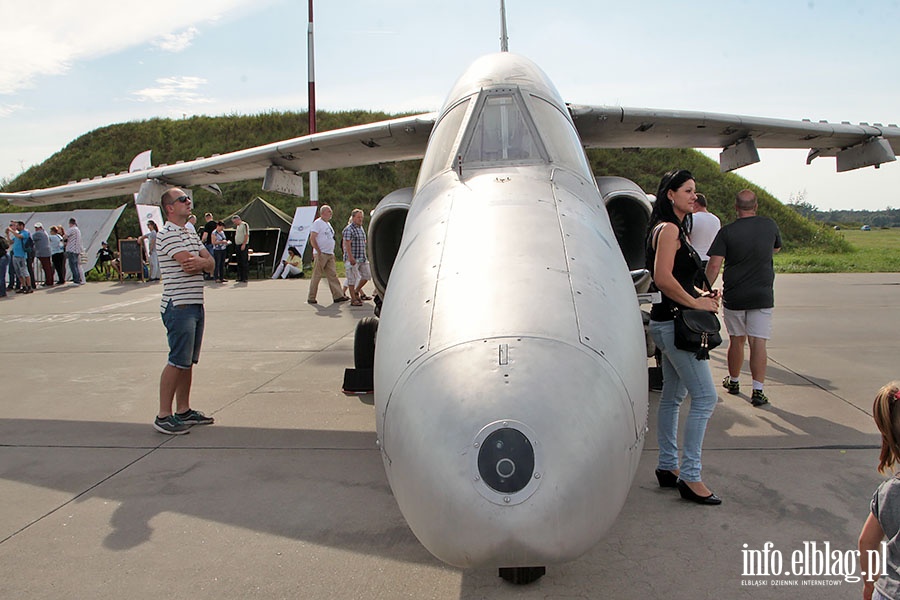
3, 39, 898, 588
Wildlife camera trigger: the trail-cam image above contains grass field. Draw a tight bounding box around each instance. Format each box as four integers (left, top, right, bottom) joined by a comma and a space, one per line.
775, 228, 900, 273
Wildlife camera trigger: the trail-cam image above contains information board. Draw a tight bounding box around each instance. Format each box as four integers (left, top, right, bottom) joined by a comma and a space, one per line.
118, 239, 143, 279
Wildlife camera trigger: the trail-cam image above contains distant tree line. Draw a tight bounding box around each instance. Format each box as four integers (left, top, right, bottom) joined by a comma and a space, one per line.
788, 194, 900, 228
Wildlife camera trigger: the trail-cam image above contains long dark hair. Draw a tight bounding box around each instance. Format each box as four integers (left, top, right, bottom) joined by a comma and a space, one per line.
645, 169, 695, 274
647, 169, 695, 235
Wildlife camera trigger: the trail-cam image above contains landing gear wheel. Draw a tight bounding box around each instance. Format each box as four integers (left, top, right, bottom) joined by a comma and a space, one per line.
498, 566, 546, 585
353, 317, 378, 369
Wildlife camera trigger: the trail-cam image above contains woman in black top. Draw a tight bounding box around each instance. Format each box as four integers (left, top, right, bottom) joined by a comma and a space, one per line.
646, 169, 722, 505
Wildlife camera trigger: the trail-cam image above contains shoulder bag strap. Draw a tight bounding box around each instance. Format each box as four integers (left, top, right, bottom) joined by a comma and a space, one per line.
676, 226, 715, 293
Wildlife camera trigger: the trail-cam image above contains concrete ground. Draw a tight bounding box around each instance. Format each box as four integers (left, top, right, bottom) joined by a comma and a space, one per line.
0, 273, 896, 599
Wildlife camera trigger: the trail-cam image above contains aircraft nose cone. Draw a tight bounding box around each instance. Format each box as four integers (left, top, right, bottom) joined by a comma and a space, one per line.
378, 337, 644, 568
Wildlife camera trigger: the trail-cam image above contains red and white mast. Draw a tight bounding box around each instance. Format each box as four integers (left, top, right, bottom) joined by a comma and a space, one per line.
307, 0, 318, 206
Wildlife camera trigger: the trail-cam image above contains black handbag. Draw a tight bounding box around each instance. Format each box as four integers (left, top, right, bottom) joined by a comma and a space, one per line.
672, 306, 722, 360
671, 229, 722, 360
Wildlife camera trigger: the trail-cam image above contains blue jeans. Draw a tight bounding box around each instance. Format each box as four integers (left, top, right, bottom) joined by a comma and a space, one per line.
161, 300, 205, 369
650, 319, 718, 482
66, 251, 82, 284
213, 251, 226, 281
6, 254, 15, 287
0, 255, 8, 296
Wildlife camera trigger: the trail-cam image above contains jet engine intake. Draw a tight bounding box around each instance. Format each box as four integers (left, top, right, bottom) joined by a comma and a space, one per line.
368, 187, 414, 295
596, 176, 656, 355
596, 176, 652, 281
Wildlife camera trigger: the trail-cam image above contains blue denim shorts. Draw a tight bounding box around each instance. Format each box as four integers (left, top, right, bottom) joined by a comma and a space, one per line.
161, 300, 204, 369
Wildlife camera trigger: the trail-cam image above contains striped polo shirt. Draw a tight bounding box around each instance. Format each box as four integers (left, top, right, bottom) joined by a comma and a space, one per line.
157, 221, 205, 312
65, 226, 82, 253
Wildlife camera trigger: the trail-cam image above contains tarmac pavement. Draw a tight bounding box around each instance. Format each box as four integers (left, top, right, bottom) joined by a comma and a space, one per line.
0, 273, 897, 599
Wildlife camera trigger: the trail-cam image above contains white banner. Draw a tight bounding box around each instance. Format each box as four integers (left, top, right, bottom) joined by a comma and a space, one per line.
135, 204, 164, 257
279, 206, 318, 265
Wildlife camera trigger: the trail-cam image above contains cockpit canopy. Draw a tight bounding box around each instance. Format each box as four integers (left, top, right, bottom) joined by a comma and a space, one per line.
461, 89, 546, 166
415, 85, 593, 191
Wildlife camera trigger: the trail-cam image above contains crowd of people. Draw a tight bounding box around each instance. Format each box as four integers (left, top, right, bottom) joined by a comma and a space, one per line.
2, 218, 85, 295
1, 201, 376, 304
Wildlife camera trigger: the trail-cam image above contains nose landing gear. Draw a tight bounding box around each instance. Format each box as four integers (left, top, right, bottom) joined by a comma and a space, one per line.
499, 566, 546, 585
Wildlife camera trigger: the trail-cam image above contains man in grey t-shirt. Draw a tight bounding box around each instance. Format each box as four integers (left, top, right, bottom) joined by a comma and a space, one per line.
706, 189, 782, 407
31, 223, 55, 286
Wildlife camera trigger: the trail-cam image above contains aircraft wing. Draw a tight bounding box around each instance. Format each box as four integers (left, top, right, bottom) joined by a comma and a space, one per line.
1, 113, 437, 207
569, 105, 900, 172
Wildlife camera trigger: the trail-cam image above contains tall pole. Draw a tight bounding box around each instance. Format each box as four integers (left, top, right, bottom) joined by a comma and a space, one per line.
500, 0, 508, 52
307, 0, 319, 206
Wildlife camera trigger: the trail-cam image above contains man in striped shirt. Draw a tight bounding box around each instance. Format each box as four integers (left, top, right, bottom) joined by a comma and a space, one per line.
64, 218, 84, 285
153, 188, 216, 435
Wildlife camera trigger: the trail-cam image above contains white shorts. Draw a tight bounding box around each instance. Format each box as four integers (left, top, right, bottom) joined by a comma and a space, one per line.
345, 261, 371, 287
723, 307, 773, 340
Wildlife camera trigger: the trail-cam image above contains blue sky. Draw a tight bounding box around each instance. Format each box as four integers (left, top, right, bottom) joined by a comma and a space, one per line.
2, 0, 899, 210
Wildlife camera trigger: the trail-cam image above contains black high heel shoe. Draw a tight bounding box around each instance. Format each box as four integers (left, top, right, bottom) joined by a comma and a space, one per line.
676, 479, 722, 505
655, 469, 678, 488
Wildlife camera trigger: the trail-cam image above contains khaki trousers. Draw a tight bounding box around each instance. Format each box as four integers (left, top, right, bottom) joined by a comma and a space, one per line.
307, 253, 343, 301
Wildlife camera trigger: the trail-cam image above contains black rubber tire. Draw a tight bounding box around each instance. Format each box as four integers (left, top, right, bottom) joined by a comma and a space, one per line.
354, 317, 378, 369
498, 566, 546, 585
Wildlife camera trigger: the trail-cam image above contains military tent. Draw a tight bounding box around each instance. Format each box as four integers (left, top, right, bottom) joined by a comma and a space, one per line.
227, 197, 293, 274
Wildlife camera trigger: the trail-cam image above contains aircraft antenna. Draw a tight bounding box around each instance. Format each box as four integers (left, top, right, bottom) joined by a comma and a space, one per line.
500, 0, 509, 52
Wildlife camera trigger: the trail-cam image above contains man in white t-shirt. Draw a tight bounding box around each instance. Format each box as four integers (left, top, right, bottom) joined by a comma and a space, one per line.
153, 188, 216, 435
690, 193, 721, 288
307, 205, 348, 304
690, 194, 720, 261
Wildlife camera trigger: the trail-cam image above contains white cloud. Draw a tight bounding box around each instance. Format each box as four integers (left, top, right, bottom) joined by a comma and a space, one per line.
152, 27, 200, 53
132, 76, 213, 104
0, 0, 262, 94
2, 1, 899, 210
0, 103, 24, 118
